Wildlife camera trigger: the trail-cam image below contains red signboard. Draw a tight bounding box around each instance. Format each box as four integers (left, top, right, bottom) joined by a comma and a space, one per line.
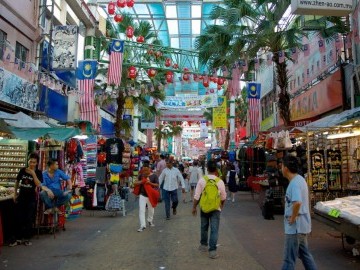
290, 70, 343, 121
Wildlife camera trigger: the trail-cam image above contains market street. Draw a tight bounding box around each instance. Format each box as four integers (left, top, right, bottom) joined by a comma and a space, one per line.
1, 191, 359, 270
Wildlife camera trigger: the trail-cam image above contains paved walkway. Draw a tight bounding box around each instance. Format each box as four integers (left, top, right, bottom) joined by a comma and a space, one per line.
1, 192, 359, 270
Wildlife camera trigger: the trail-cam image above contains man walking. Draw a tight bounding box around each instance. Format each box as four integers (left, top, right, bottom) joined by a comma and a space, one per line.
159, 159, 185, 220
192, 159, 226, 259
281, 155, 317, 270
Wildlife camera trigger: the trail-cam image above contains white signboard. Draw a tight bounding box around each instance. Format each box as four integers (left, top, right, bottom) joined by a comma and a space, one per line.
157, 94, 218, 109
291, 0, 353, 16
52, 25, 78, 69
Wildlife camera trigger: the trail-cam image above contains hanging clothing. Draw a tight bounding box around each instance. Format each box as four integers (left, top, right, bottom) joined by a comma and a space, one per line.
105, 138, 125, 164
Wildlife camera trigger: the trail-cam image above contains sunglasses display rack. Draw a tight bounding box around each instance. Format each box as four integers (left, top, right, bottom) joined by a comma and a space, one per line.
0, 140, 28, 186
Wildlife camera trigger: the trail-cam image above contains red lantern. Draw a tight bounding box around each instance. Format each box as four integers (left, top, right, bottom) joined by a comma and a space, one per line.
217, 84, 222, 90
198, 75, 203, 80
108, 1, 116, 15
136, 35, 144, 43
155, 51, 162, 58
203, 76, 210, 88
126, 0, 135, 8
114, 14, 123, 23
147, 68, 156, 78
172, 63, 179, 69
182, 73, 190, 82
211, 76, 218, 83
117, 0, 126, 8
128, 66, 137, 79
126, 26, 134, 38
166, 71, 173, 83
165, 58, 171, 67
217, 78, 225, 85
183, 67, 189, 73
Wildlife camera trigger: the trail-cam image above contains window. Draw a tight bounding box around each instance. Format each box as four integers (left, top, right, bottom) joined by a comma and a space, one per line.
0, 30, 7, 60
15, 42, 28, 63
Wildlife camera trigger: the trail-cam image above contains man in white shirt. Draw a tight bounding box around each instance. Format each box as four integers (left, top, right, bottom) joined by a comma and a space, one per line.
159, 159, 186, 220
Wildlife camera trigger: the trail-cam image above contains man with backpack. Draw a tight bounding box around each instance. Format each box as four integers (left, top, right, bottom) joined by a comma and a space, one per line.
192, 159, 227, 259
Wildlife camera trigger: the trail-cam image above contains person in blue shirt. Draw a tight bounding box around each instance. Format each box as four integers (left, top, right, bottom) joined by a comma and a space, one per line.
281, 155, 317, 270
40, 159, 72, 214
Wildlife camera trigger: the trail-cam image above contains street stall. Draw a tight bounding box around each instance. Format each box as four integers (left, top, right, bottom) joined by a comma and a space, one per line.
299, 107, 360, 248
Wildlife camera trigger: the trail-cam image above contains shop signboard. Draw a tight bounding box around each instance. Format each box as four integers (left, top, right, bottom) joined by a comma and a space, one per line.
260, 115, 274, 131
52, 25, 78, 70
157, 94, 218, 109
0, 67, 39, 111
327, 150, 342, 190
291, 0, 353, 16
122, 114, 132, 120
290, 70, 343, 121
212, 96, 227, 129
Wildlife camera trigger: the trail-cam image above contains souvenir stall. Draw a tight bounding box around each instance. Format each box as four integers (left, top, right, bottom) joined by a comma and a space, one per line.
301, 109, 360, 248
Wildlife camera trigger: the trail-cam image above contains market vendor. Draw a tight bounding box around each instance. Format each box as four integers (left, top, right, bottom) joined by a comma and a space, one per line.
9, 152, 43, 247
40, 159, 72, 214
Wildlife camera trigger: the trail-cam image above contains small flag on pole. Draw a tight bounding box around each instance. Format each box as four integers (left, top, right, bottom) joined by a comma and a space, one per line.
318, 39, 326, 54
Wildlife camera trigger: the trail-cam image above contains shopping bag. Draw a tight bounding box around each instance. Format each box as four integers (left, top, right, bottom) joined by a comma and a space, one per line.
105, 194, 121, 211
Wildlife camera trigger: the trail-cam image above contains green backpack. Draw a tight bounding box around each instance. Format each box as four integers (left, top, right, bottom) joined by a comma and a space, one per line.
199, 176, 221, 213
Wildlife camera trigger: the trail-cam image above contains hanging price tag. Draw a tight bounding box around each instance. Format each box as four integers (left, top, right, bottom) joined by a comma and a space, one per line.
328, 208, 340, 218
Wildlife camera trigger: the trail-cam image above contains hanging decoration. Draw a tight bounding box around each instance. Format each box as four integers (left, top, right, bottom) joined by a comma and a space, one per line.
155, 51, 162, 58
182, 73, 190, 82
166, 71, 173, 83
136, 35, 144, 43
128, 66, 137, 80
217, 77, 225, 86
203, 76, 210, 88
126, 26, 134, 38
147, 68, 156, 78
172, 63, 178, 69
108, 1, 116, 15
126, 0, 135, 8
114, 14, 123, 23
147, 46, 154, 55
217, 84, 222, 90
117, 0, 126, 8
165, 58, 171, 67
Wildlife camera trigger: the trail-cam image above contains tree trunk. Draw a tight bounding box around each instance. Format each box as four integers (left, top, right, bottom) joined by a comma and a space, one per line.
157, 136, 161, 153
115, 90, 125, 138
274, 58, 291, 126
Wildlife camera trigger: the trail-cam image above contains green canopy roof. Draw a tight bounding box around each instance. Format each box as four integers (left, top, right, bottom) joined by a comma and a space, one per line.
9, 127, 80, 141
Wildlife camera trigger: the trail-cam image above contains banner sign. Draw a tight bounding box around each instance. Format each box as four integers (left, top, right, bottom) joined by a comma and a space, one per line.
52, 25, 78, 70
291, 0, 353, 16
0, 67, 39, 111
212, 96, 227, 129
160, 110, 205, 121
200, 121, 208, 138
183, 127, 200, 139
157, 94, 218, 109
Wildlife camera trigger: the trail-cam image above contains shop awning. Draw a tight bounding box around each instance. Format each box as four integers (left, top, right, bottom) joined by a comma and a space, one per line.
300, 107, 360, 130
8, 127, 80, 141
0, 111, 49, 128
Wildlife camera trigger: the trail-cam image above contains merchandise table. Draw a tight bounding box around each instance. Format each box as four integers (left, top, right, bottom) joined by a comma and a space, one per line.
0, 196, 16, 247
247, 175, 267, 199
314, 208, 360, 248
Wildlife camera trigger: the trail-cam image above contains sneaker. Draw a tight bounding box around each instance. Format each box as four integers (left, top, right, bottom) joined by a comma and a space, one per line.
137, 227, 146, 232
198, 245, 208, 252
209, 250, 219, 259
173, 208, 177, 215
148, 221, 155, 227
232, 199, 235, 203
23, 240, 32, 246
44, 208, 54, 215
9, 240, 21, 247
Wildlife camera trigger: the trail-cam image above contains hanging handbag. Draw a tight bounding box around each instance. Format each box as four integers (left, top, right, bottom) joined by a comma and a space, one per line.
284, 131, 293, 149
105, 194, 121, 211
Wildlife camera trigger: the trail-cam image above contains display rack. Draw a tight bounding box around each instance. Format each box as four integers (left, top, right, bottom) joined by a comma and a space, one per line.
0, 140, 28, 186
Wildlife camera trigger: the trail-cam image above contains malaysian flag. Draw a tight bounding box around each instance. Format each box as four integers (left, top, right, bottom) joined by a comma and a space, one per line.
290, 47, 298, 61
335, 34, 342, 51
247, 83, 261, 137
318, 39, 326, 54
108, 39, 124, 86
303, 44, 310, 57
278, 50, 285, 63
77, 60, 99, 130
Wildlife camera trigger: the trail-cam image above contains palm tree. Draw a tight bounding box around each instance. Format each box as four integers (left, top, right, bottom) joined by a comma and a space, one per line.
153, 123, 182, 153
196, 0, 348, 126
